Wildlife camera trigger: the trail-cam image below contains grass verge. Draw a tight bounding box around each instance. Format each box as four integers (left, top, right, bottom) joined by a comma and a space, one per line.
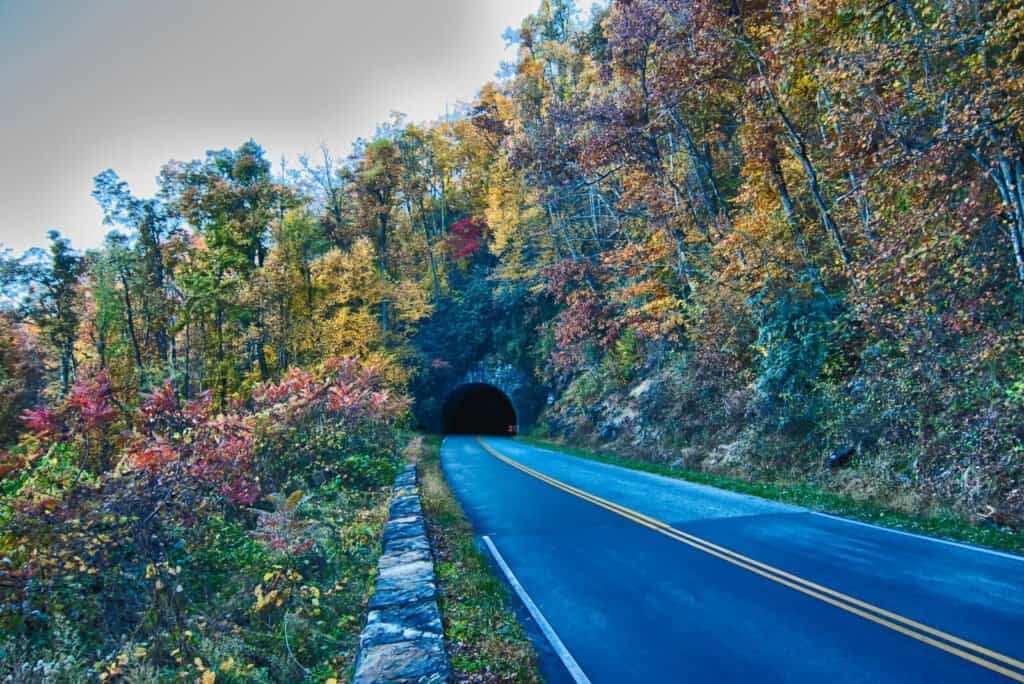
416, 435, 542, 683
518, 435, 1024, 556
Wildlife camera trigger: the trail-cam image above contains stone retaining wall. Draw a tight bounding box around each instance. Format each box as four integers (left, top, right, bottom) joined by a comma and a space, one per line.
353, 464, 451, 683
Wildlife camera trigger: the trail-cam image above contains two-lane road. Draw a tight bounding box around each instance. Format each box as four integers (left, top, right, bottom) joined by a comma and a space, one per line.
441, 436, 1024, 683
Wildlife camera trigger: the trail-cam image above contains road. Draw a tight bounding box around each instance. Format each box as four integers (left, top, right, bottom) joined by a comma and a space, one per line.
440, 435, 1024, 683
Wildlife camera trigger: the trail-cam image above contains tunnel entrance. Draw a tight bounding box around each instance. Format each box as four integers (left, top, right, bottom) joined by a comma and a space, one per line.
441, 383, 517, 435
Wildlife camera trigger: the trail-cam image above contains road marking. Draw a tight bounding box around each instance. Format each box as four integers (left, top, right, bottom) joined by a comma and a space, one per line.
809, 511, 1024, 562
476, 436, 1024, 682
519, 438, 1023, 563
482, 535, 592, 684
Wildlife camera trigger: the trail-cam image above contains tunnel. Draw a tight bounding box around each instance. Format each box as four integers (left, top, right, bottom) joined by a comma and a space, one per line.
441, 383, 517, 435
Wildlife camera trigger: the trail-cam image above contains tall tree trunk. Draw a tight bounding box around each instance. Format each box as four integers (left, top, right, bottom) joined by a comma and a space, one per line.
215, 301, 226, 408
666, 109, 734, 231
119, 271, 144, 382
766, 140, 826, 292
183, 322, 192, 399
277, 296, 288, 370
411, 198, 442, 302
755, 60, 853, 271
255, 303, 269, 381
817, 88, 876, 242
59, 346, 72, 396
977, 151, 1024, 316
378, 214, 390, 334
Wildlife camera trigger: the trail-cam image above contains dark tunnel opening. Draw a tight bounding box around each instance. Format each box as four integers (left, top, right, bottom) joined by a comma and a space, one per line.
441, 383, 517, 435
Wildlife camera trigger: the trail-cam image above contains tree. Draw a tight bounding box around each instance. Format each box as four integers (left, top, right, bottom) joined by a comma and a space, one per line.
93, 169, 175, 367
31, 232, 83, 395
352, 138, 404, 333
161, 141, 296, 402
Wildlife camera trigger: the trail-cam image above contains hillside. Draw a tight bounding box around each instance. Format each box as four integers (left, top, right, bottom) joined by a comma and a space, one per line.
1, 0, 1023, 679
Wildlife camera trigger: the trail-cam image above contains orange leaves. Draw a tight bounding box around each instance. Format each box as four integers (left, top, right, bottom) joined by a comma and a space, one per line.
127, 440, 178, 471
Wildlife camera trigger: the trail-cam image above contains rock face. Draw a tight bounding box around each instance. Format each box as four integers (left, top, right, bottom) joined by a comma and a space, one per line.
353, 465, 451, 684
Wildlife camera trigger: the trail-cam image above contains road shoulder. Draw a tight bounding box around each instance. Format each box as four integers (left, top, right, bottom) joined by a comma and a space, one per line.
516, 436, 1024, 557
417, 436, 543, 682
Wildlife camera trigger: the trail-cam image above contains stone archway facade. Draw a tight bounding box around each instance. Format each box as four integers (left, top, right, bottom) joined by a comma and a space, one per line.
435, 358, 544, 434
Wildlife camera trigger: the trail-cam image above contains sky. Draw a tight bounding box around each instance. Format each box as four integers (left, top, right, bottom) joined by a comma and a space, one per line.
0, 0, 540, 254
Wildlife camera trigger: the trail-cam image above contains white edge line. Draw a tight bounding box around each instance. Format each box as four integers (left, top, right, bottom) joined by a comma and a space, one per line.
481, 535, 592, 684
497, 438, 1022, 565
809, 511, 1024, 563
502, 438, 805, 512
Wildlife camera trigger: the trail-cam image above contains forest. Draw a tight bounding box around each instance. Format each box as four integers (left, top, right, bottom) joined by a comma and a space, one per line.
1, 0, 1023, 680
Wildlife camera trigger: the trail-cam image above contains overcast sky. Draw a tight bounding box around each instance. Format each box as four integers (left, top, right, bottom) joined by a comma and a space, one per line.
0, 0, 540, 254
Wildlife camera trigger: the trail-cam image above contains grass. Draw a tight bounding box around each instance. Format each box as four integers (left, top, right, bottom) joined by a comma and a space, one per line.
517, 435, 1024, 556
416, 435, 542, 683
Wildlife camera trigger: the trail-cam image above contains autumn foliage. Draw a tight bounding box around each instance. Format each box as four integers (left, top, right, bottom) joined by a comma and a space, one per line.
0, 357, 406, 680
2, 0, 1024, 676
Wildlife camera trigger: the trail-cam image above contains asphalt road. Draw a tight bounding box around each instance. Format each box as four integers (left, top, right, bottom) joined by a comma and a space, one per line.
440, 435, 1024, 683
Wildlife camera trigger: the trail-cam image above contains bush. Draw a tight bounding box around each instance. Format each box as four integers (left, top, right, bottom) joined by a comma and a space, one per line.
0, 356, 408, 681
751, 289, 841, 434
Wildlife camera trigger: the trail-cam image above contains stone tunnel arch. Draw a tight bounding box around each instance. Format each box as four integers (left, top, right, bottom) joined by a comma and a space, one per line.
441, 383, 518, 435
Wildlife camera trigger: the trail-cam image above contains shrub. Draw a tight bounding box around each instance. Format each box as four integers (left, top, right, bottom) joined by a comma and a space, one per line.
0, 356, 408, 680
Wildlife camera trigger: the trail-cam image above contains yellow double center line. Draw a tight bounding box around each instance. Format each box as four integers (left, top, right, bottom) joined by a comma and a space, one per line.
476, 436, 1024, 681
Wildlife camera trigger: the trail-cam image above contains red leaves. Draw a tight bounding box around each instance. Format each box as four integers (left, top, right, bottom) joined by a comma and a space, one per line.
137, 380, 180, 423
447, 217, 486, 262
0, 452, 25, 481
122, 357, 405, 508
256, 357, 406, 428
21, 405, 60, 441
65, 370, 117, 433
541, 259, 627, 374
129, 382, 256, 503
18, 356, 404, 513
21, 370, 119, 450
221, 477, 260, 506
253, 366, 322, 409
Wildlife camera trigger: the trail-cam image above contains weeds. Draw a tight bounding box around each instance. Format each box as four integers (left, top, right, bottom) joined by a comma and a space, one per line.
416, 436, 541, 683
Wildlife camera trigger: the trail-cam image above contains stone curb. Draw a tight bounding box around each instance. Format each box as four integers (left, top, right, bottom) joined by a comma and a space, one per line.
353, 464, 452, 684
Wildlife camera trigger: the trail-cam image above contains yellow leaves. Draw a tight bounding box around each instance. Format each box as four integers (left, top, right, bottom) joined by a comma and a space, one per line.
308, 237, 434, 360
313, 240, 382, 309
284, 489, 304, 512
321, 307, 382, 359
252, 583, 285, 612
201, 672, 216, 684
788, 73, 819, 101
391, 278, 432, 325
485, 158, 530, 255
98, 663, 121, 681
